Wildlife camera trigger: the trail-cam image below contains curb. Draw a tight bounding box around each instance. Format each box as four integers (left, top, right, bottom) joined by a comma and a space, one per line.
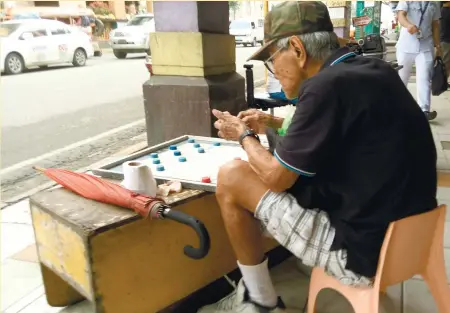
2, 139, 149, 207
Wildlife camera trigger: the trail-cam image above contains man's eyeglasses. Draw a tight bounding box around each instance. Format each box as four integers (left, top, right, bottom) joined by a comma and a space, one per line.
264, 46, 284, 75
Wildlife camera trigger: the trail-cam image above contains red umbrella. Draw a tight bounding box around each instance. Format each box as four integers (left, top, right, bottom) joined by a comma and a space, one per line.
32, 166, 163, 217
32, 166, 210, 259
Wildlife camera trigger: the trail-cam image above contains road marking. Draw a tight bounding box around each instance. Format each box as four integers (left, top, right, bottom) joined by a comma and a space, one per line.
0, 119, 146, 176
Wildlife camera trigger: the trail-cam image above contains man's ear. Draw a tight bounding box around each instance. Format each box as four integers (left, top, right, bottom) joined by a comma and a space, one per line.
289, 36, 307, 68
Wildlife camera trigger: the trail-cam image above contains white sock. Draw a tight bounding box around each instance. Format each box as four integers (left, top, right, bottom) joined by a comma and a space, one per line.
237, 258, 278, 308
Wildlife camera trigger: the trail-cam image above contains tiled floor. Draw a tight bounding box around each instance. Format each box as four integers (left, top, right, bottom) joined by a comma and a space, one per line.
1, 83, 450, 313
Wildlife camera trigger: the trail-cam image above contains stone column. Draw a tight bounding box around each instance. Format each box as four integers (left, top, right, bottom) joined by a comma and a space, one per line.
326, 0, 351, 38
110, 0, 126, 20
142, 1, 245, 146
146, 1, 153, 13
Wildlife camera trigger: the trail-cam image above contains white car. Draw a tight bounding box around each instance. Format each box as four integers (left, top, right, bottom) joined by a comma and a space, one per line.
109, 13, 155, 59
229, 18, 264, 47
0, 19, 94, 75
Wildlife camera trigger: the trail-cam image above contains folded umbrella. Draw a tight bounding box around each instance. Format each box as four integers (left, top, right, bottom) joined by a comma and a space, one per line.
33, 166, 162, 217
32, 166, 210, 259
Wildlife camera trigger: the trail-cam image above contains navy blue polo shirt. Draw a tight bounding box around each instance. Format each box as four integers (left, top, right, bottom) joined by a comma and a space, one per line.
274, 48, 437, 278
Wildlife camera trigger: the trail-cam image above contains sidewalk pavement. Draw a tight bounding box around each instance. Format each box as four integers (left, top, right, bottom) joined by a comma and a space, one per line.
1, 82, 450, 313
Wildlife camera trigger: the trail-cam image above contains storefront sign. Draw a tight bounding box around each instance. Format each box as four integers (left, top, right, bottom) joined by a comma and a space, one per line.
355, 1, 365, 39
353, 15, 372, 27
355, 0, 381, 39
371, 1, 382, 35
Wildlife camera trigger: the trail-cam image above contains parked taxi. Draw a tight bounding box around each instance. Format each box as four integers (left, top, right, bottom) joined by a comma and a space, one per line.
0, 19, 94, 75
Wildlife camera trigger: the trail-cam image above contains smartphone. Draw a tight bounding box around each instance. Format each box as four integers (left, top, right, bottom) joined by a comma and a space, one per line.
416, 30, 423, 39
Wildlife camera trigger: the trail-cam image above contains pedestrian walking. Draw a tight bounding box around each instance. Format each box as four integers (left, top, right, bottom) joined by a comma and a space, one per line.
396, 1, 442, 121
441, 1, 450, 81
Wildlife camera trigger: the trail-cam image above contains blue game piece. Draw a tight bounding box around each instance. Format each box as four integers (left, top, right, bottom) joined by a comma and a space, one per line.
156, 165, 165, 171
169, 145, 177, 150
198, 148, 205, 153
174, 150, 181, 156
179, 156, 187, 162
213, 142, 221, 146
152, 159, 160, 164
193, 143, 201, 148
150, 153, 158, 158
188, 138, 195, 143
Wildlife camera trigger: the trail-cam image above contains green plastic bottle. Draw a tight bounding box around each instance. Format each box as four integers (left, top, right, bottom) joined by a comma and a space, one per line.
277, 106, 296, 136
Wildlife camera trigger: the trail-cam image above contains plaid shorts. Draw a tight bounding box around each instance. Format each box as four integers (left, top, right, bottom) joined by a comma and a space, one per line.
255, 190, 373, 287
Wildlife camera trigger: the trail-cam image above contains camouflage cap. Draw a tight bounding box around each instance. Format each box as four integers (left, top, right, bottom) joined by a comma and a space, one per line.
247, 1, 334, 61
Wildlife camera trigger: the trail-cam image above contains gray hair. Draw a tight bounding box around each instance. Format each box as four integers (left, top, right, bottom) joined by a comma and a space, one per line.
276, 31, 340, 61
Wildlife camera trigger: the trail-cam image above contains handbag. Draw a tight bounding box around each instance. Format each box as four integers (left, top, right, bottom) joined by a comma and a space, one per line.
431, 56, 448, 96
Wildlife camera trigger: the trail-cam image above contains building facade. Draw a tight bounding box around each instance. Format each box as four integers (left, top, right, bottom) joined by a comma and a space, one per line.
3, 1, 154, 20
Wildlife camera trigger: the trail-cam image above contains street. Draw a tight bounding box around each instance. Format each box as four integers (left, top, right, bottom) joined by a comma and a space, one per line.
0, 46, 265, 202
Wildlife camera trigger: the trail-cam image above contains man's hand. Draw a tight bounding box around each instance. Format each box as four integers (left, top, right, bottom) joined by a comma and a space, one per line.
237, 109, 284, 133
212, 109, 248, 141
407, 24, 419, 35
237, 109, 270, 133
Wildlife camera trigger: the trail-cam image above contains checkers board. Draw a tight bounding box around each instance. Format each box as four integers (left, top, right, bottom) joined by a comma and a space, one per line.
92, 135, 269, 192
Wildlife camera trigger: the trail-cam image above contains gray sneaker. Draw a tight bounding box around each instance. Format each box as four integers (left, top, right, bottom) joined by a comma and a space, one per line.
197, 279, 299, 313
424, 110, 437, 121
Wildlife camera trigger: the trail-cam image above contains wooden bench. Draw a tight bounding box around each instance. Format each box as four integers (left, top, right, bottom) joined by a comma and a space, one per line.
30, 185, 278, 313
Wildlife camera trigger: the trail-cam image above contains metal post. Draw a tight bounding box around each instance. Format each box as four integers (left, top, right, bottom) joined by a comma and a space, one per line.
355, 1, 365, 40
244, 64, 255, 108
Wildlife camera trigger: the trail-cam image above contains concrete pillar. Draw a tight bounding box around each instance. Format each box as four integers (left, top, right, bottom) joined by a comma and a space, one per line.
110, 0, 126, 20
143, 1, 245, 146
146, 1, 153, 13
326, 0, 351, 38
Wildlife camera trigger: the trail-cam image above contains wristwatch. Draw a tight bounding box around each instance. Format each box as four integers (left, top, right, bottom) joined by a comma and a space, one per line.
239, 129, 260, 147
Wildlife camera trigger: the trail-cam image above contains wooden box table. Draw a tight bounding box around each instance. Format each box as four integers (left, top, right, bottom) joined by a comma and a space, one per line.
30, 185, 278, 313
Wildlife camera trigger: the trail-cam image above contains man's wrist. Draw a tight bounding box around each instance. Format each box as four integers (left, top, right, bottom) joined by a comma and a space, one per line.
241, 134, 260, 149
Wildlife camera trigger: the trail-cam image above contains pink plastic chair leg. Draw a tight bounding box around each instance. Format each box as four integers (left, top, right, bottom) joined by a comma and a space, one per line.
421, 208, 450, 313
423, 248, 450, 313
307, 280, 321, 313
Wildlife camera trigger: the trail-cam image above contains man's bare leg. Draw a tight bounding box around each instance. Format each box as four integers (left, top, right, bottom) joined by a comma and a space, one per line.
216, 160, 267, 264
215, 160, 279, 308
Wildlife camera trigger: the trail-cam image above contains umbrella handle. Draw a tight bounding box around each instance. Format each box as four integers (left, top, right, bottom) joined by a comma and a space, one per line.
162, 208, 211, 260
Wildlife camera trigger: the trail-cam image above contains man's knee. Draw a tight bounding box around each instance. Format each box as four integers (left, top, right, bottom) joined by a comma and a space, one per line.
216, 160, 251, 200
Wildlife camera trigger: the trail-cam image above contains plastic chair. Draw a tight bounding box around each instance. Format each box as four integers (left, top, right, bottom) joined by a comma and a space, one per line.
307, 205, 450, 313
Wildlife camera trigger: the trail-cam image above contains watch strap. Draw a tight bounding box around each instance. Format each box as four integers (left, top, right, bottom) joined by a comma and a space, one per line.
239, 129, 260, 146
